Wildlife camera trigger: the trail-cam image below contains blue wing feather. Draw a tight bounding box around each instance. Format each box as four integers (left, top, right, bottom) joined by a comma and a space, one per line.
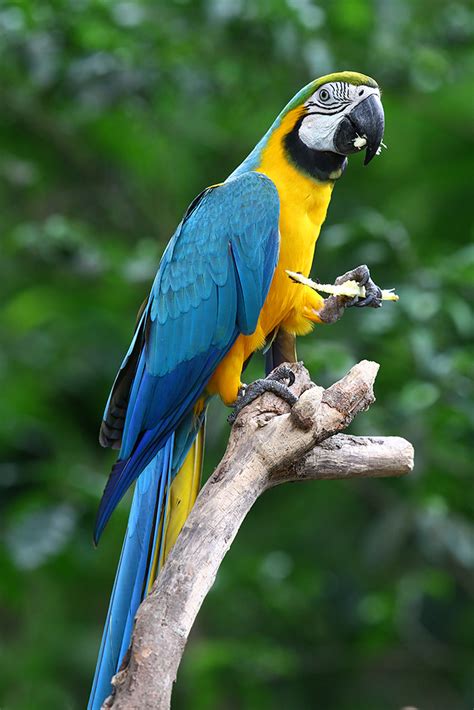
95, 172, 280, 543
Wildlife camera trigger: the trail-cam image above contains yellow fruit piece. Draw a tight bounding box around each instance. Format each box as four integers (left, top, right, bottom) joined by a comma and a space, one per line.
286, 270, 399, 302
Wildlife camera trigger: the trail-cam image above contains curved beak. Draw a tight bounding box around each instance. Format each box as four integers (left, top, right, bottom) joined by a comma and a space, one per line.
334, 93, 385, 165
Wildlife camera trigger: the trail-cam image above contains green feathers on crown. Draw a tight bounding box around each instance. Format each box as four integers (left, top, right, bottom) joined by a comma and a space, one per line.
284, 71, 379, 114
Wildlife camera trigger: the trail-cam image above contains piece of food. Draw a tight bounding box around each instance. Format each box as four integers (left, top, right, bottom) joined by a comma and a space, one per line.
286, 270, 399, 302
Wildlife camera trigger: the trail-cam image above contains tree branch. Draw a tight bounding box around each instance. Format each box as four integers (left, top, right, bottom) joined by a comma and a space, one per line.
103, 361, 414, 709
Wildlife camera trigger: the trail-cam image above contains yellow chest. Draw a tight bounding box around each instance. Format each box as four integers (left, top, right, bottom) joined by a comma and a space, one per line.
207, 110, 335, 403
254, 108, 334, 338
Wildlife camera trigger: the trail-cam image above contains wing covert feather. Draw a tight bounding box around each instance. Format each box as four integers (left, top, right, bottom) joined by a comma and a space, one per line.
96, 172, 280, 540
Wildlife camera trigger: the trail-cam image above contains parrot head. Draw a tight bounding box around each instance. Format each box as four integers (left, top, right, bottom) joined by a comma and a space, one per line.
283, 71, 385, 180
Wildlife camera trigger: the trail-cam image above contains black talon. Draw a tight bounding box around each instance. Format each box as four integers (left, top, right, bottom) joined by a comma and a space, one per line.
316, 264, 383, 324
354, 277, 382, 308
335, 264, 370, 288
335, 264, 383, 309
267, 364, 296, 387
228, 366, 297, 424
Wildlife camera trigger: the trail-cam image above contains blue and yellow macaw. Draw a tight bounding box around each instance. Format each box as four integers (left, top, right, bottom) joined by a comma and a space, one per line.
89, 71, 385, 707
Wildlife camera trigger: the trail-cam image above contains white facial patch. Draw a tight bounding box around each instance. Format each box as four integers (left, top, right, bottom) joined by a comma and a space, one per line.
298, 82, 381, 152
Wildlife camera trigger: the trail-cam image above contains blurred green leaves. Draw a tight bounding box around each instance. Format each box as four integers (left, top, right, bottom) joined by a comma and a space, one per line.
1, 0, 473, 708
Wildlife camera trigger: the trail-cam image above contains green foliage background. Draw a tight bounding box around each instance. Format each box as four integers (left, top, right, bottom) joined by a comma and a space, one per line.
1, 0, 473, 708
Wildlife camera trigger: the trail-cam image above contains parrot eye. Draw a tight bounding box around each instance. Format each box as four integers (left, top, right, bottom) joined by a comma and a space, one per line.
319, 88, 330, 102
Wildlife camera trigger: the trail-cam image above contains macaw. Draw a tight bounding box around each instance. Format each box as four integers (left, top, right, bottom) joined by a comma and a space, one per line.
89, 71, 385, 708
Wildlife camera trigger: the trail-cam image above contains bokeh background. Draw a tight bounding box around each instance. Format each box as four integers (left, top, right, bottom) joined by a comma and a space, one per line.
1, 0, 474, 708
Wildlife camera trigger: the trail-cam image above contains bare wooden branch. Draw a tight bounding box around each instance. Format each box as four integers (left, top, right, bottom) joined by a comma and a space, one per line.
103, 361, 414, 710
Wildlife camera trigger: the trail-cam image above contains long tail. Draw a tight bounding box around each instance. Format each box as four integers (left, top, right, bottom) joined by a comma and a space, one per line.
88, 419, 205, 710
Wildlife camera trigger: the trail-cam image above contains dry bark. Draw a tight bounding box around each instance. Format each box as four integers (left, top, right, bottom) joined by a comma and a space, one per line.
103, 360, 414, 709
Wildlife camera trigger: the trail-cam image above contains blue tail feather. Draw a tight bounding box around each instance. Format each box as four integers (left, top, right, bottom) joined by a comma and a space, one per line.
88, 435, 174, 710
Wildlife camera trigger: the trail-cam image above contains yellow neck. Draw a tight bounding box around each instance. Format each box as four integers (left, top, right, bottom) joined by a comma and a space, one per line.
207, 111, 338, 402
256, 107, 334, 277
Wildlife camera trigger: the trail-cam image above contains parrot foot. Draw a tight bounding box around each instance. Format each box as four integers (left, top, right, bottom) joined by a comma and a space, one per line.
227, 365, 298, 424
318, 264, 383, 324
341, 264, 383, 309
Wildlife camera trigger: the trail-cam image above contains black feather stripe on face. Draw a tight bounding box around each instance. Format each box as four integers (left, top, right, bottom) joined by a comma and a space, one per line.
284, 115, 347, 182
306, 81, 352, 114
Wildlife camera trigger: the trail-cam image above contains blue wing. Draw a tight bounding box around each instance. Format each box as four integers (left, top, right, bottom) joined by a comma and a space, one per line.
94, 171, 280, 542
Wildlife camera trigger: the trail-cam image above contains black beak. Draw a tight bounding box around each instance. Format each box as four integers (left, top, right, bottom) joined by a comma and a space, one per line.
334, 93, 385, 165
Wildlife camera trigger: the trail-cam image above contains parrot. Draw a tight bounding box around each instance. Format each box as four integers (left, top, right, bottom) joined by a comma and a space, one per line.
89, 70, 385, 708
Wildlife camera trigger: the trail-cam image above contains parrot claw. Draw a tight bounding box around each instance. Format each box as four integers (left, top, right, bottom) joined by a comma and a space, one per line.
336, 264, 383, 309
227, 365, 297, 424
317, 264, 382, 324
